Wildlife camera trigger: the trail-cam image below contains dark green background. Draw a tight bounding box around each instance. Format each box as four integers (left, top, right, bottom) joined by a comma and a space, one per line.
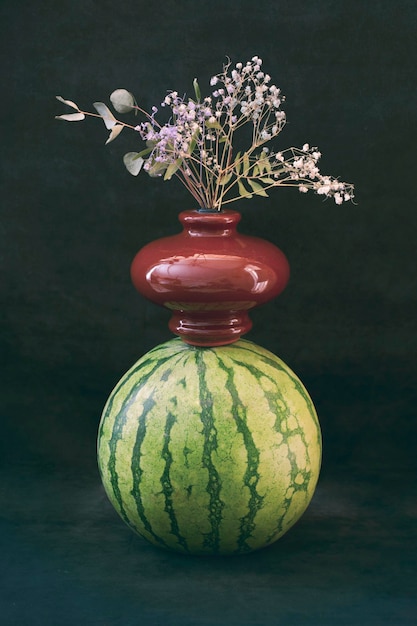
1, 1, 416, 624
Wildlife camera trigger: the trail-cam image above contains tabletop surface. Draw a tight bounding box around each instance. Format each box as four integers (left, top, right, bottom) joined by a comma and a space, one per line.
2, 453, 416, 625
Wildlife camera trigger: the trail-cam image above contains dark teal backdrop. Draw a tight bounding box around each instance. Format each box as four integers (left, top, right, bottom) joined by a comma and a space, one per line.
1, 1, 416, 624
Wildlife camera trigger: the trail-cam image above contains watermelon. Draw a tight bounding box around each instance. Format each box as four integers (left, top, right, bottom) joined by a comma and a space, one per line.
97, 338, 321, 555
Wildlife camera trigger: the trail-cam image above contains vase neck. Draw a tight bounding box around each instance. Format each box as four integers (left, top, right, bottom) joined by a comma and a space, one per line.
179, 210, 241, 237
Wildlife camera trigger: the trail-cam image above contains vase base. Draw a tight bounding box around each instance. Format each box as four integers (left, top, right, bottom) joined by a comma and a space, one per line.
168, 309, 253, 346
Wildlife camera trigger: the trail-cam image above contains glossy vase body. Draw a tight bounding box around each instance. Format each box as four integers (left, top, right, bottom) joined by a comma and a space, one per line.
130, 210, 290, 346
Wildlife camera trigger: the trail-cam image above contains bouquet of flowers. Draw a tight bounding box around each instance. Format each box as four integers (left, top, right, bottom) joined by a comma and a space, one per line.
56, 56, 354, 211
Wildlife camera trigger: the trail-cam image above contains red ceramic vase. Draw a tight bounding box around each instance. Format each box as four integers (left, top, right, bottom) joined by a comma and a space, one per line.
130, 210, 290, 346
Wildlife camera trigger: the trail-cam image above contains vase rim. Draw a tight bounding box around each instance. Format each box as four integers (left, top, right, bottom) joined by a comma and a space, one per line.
179, 209, 241, 225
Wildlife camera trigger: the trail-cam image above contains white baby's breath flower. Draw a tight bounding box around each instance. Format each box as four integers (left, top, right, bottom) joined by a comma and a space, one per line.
317, 185, 331, 195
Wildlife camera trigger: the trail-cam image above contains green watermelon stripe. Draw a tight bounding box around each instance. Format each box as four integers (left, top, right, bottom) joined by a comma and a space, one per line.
129, 392, 171, 548
104, 354, 185, 546
265, 457, 306, 542
226, 355, 313, 473
105, 388, 152, 531
235, 342, 321, 436
195, 350, 225, 553
221, 353, 316, 544
160, 410, 190, 552
102, 352, 179, 462
98, 350, 182, 446
214, 353, 264, 553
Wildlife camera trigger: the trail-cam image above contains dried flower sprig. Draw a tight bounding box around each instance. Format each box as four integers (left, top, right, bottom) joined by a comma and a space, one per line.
56, 56, 354, 211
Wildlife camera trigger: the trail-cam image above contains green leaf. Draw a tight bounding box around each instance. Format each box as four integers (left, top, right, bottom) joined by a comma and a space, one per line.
193, 78, 201, 102
257, 158, 265, 175
260, 157, 272, 174
260, 177, 276, 185
164, 158, 183, 180
188, 129, 200, 155
135, 146, 153, 158
218, 172, 233, 186
205, 120, 222, 130
123, 152, 144, 176
238, 180, 253, 199
147, 161, 168, 177
234, 152, 242, 175
258, 156, 274, 175
247, 179, 269, 197
243, 152, 250, 175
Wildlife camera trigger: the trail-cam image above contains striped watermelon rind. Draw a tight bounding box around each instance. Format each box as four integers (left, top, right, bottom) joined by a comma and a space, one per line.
97, 338, 321, 555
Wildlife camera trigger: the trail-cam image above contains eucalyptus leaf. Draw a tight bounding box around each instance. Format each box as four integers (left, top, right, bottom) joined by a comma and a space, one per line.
56, 96, 80, 110
123, 152, 144, 176
55, 113, 85, 122
105, 124, 124, 144
93, 102, 117, 129
110, 89, 136, 113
